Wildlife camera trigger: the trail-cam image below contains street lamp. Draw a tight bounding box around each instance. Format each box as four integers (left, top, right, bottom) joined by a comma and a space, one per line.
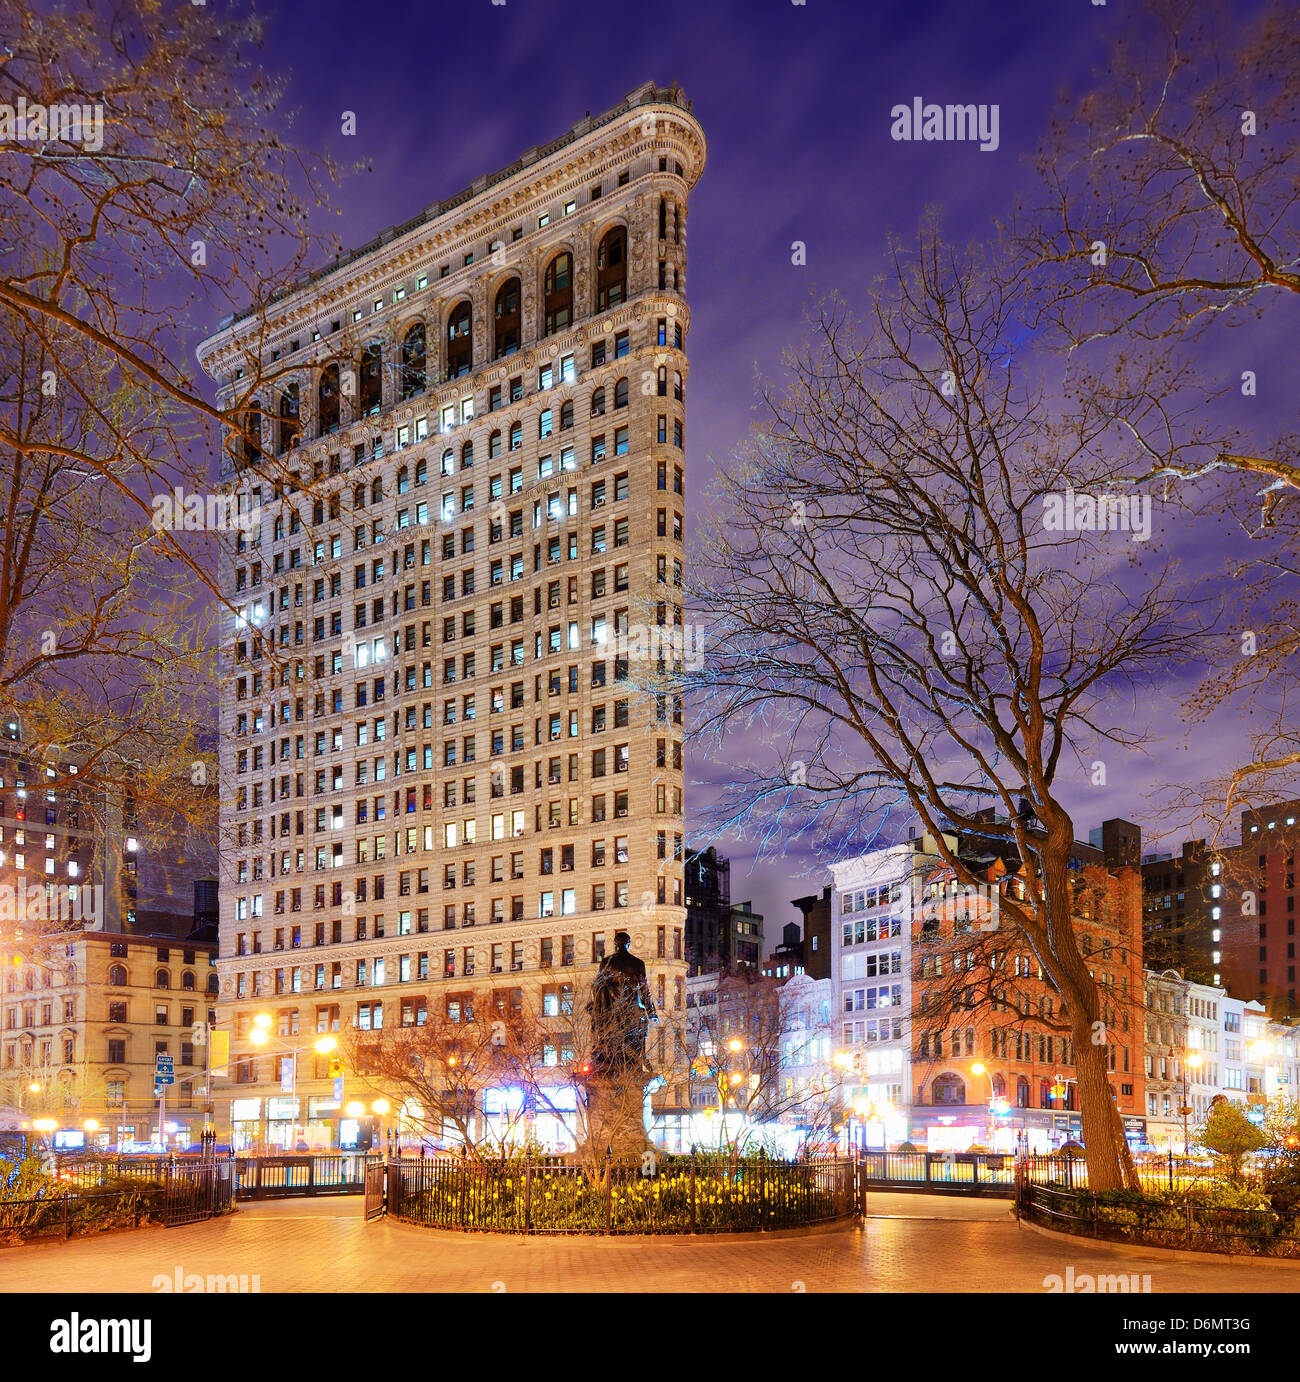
972, 1063, 998, 1142
1183, 1051, 1203, 1155
239, 1026, 339, 1151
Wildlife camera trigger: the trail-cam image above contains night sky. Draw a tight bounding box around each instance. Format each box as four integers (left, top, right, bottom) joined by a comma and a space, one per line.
197, 0, 1286, 938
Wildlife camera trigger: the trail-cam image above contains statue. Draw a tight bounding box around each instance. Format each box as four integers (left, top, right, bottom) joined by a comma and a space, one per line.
588, 931, 657, 1075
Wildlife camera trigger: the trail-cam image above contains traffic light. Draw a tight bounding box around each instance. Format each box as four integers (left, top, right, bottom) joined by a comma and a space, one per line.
328, 1055, 343, 1079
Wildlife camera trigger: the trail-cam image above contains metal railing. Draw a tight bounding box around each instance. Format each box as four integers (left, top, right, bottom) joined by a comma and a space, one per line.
0, 1160, 233, 1241
1018, 1178, 1300, 1258
380, 1153, 861, 1235
234, 1153, 371, 1199
859, 1150, 1229, 1199
860, 1150, 1018, 1195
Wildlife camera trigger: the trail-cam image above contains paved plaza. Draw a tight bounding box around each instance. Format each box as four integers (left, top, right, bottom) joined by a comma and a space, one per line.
1, 1192, 1297, 1293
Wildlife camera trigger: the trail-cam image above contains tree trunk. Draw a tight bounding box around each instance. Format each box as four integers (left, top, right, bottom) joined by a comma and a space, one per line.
1038, 816, 1140, 1192
1071, 1022, 1139, 1190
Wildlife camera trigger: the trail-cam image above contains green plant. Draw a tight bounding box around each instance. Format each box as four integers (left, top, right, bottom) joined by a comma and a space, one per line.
1199, 1101, 1267, 1182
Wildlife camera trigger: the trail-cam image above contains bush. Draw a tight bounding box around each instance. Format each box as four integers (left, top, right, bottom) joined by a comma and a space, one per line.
1039, 1179, 1289, 1256
399, 1157, 845, 1234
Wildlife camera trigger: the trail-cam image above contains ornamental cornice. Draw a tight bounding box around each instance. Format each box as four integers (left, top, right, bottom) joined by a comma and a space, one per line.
199, 109, 704, 381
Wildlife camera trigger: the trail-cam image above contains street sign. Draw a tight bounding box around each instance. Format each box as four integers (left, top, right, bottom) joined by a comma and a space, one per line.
155, 1054, 175, 1086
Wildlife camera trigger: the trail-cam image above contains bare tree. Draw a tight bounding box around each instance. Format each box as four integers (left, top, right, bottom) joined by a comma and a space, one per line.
341, 989, 545, 1163
0, 0, 337, 841
690, 227, 1204, 1189
686, 970, 837, 1154
1015, 0, 1300, 822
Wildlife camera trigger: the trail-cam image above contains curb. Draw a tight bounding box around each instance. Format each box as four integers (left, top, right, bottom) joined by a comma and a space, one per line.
1017, 1212, 1300, 1268
380, 1212, 862, 1243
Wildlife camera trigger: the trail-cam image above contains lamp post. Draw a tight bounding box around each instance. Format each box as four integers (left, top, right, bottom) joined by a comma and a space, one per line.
245, 1016, 338, 1152
1168, 1046, 1201, 1155
972, 1063, 997, 1143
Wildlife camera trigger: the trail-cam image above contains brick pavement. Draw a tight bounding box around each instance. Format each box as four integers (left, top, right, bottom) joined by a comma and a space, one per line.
0, 1192, 1293, 1293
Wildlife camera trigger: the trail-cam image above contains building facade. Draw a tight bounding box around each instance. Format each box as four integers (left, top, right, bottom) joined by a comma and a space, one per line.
828, 840, 925, 1149
198, 84, 706, 1151
1, 929, 218, 1150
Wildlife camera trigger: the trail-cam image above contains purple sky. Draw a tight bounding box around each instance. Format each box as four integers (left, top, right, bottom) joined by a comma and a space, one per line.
191, 0, 1282, 939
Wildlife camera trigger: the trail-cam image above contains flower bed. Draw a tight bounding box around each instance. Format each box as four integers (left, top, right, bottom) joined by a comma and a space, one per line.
387, 1155, 856, 1235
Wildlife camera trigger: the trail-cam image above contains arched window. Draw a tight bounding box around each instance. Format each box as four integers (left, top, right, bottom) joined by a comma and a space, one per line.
494, 278, 521, 359
992, 1073, 1006, 1098
181, 971, 196, 991
931, 1073, 966, 1105
108, 965, 127, 987
447, 300, 472, 378
441, 448, 455, 477
656, 365, 668, 397
155, 969, 170, 989
359, 342, 383, 415
207, 973, 219, 994
489, 430, 502, 459
560, 400, 574, 431
414, 458, 427, 485
241, 402, 262, 467
353, 483, 366, 509
1017, 1076, 1030, 1108
543, 253, 573, 337
673, 370, 683, 401
317, 363, 340, 436
371, 478, 383, 504
461, 441, 474, 469
1039, 1079, 1052, 1108
397, 466, 410, 494
278, 383, 300, 454
591, 387, 606, 417
508, 421, 522, 451
595, 227, 627, 311
400, 323, 426, 400
613, 377, 629, 409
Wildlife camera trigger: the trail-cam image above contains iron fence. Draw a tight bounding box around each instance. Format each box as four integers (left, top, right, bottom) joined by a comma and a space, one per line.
1018, 1179, 1300, 1258
858, 1150, 1231, 1199
382, 1153, 861, 1235
0, 1160, 233, 1242
234, 1152, 371, 1199
860, 1150, 1017, 1194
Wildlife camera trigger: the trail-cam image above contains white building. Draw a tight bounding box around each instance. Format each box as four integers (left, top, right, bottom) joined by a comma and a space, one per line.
829, 835, 953, 1147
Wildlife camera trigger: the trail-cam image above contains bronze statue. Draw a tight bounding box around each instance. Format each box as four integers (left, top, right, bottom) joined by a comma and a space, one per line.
588, 930, 657, 1075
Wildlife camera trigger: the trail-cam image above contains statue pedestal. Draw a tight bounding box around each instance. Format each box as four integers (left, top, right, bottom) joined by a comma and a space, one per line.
583, 1071, 650, 1160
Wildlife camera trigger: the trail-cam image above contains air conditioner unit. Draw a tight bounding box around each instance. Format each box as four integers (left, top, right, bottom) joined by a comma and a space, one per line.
594, 902, 605, 910
616, 807, 628, 817
549, 820, 561, 829
594, 496, 606, 507
511, 961, 524, 971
